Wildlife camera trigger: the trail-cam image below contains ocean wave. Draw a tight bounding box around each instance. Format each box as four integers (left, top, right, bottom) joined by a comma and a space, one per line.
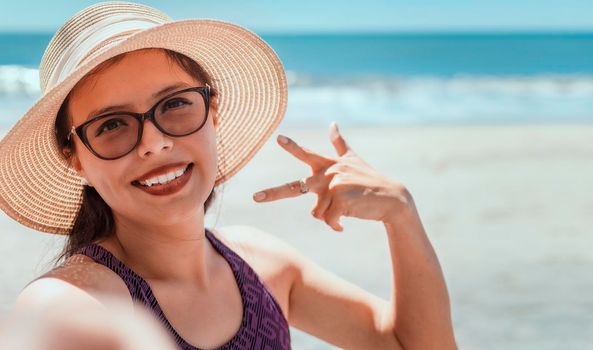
284, 71, 593, 125
0, 65, 40, 97
2, 65, 593, 98
1, 66, 593, 126
286, 70, 593, 95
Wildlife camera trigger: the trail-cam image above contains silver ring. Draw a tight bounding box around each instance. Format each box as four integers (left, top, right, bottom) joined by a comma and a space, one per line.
298, 178, 309, 194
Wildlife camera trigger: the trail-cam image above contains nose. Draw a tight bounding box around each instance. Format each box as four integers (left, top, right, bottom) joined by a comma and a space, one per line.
135, 118, 173, 158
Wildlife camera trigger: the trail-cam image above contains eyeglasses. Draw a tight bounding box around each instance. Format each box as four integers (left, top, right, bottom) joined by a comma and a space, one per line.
67, 85, 210, 160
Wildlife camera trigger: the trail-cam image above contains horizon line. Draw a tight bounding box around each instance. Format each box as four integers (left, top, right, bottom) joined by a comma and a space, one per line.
1, 28, 593, 35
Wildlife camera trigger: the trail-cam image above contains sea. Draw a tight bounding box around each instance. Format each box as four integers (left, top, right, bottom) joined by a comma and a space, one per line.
1, 32, 593, 129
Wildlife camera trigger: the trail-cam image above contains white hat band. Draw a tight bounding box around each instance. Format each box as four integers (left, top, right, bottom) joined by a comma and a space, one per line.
45, 14, 163, 92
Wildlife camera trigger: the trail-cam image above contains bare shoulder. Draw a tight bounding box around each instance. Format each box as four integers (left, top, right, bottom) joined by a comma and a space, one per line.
16, 254, 133, 315
210, 225, 302, 274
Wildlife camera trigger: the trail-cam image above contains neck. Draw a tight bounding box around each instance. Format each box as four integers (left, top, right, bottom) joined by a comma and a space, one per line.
103, 208, 213, 289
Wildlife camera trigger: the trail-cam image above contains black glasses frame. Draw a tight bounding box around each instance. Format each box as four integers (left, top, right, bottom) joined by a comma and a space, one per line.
67, 84, 210, 160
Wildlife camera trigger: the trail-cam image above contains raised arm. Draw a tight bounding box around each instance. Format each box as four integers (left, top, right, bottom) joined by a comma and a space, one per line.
252, 122, 457, 349
381, 189, 456, 349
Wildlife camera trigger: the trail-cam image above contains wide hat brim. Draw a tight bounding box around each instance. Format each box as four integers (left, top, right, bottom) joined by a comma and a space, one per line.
0, 19, 288, 234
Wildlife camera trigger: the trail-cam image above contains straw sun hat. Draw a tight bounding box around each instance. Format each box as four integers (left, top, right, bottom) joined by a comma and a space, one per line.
0, 1, 288, 234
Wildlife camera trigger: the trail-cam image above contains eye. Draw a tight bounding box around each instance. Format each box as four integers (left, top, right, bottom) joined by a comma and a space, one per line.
95, 118, 127, 137
163, 98, 192, 111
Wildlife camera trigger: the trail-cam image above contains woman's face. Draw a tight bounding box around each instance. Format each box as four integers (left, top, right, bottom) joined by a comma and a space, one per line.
67, 49, 219, 226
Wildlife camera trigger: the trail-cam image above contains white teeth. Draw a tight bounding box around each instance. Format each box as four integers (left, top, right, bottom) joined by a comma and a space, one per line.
138, 165, 188, 187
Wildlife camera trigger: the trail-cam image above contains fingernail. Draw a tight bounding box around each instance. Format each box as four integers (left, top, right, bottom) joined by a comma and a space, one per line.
254, 192, 266, 201
278, 135, 289, 144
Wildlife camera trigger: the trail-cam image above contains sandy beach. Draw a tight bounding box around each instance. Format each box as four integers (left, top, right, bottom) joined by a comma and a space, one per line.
2, 123, 593, 349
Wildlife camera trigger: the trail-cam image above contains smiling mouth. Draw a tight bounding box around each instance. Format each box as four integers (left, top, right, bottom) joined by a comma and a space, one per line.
131, 163, 193, 187
129, 162, 194, 197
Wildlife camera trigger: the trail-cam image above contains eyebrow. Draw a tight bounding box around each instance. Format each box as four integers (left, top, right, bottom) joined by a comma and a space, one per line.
85, 83, 190, 120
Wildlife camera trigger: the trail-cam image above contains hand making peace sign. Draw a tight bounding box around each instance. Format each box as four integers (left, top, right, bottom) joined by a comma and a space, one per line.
253, 122, 414, 232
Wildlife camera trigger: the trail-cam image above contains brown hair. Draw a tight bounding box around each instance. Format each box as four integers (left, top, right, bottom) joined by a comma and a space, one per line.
52, 48, 223, 266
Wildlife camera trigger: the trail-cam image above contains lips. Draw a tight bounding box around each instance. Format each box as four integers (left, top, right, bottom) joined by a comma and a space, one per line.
131, 163, 194, 196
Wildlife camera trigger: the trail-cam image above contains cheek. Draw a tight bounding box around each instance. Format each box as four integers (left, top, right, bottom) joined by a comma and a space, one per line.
79, 155, 128, 194
180, 130, 218, 196
205, 129, 219, 176
189, 121, 218, 166
190, 134, 218, 178
88, 164, 137, 217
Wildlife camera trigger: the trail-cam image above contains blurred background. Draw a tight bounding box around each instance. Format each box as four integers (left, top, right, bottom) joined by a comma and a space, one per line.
1, 1, 593, 349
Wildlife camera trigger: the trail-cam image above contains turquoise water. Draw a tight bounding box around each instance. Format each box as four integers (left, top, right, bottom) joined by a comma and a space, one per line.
2, 32, 593, 75
265, 33, 593, 77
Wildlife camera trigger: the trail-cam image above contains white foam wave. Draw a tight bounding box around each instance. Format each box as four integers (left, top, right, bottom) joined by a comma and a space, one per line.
284, 72, 593, 125
1, 66, 593, 126
0, 65, 40, 97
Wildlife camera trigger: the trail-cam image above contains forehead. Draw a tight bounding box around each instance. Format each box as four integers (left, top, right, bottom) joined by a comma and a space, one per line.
78, 49, 194, 88
68, 49, 198, 122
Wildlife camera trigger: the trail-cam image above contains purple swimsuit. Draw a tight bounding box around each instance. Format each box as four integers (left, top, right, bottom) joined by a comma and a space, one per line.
77, 228, 291, 350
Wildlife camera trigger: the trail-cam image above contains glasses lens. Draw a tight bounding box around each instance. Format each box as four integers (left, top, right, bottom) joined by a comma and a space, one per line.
84, 114, 139, 159
155, 90, 207, 136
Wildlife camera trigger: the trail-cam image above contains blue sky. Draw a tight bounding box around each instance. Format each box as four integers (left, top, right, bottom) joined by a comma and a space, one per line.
1, 0, 592, 33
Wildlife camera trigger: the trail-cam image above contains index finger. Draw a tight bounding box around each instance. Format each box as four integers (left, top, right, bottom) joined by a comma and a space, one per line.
253, 176, 318, 202
277, 135, 333, 169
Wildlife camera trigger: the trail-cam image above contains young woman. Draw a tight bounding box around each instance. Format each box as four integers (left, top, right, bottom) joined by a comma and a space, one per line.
0, 2, 456, 349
